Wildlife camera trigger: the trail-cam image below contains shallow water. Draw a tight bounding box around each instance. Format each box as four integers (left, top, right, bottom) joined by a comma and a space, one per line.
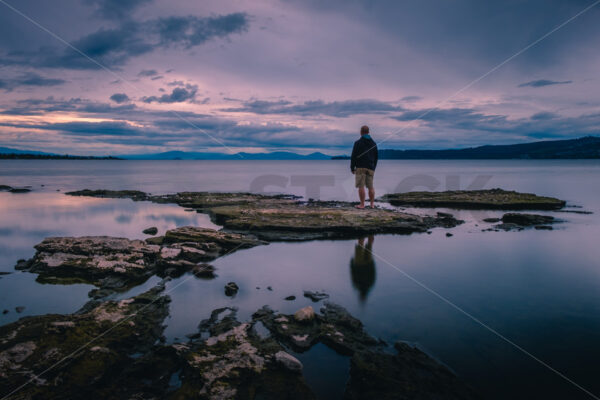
1, 159, 600, 399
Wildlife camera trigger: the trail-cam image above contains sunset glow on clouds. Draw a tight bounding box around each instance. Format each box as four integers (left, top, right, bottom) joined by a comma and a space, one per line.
1, 0, 599, 155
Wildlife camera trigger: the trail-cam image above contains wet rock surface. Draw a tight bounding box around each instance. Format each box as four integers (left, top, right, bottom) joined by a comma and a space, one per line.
485, 213, 558, 232
345, 342, 480, 400
0, 285, 480, 399
15, 227, 263, 298
253, 303, 479, 399
66, 190, 464, 240
0, 286, 170, 399
381, 188, 566, 210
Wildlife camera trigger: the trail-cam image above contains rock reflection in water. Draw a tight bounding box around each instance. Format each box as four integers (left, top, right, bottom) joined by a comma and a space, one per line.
349, 235, 376, 303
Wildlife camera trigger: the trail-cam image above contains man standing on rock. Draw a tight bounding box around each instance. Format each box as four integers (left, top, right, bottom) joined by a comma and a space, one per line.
351, 125, 378, 209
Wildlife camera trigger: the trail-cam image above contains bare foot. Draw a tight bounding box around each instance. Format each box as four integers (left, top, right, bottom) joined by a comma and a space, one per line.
355, 205, 365, 209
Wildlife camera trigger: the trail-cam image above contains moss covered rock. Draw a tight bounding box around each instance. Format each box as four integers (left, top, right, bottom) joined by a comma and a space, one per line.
381, 188, 566, 210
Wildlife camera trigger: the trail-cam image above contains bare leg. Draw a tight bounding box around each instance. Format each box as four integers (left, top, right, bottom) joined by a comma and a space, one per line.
368, 188, 375, 208
356, 187, 366, 208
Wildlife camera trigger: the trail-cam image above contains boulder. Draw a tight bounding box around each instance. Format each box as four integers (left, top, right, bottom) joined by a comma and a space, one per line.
274, 351, 303, 372
224, 282, 239, 296
293, 306, 315, 322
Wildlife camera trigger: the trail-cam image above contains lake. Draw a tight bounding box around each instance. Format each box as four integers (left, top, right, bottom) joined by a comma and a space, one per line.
1, 159, 600, 399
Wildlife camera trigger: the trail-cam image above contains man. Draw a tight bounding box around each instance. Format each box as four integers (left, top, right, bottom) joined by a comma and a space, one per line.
350, 125, 378, 209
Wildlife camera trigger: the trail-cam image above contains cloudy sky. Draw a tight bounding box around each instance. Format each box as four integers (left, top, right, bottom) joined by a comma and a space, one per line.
0, 0, 599, 156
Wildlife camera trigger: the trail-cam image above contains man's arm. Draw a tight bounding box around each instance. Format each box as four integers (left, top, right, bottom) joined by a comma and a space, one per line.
350, 142, 358, 172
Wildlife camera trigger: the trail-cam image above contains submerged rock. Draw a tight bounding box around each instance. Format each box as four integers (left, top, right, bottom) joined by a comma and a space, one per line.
482, 217, 501, 223
381, 188, 566, 210
501, 213, 555, 226
303, 290, 329, 302
224, 282, 239, 296
192, 263, 216, 279
489, 213, 558, 232
142, 226, 158, 235
345, 342, 480, 400
253, 302, 479, 398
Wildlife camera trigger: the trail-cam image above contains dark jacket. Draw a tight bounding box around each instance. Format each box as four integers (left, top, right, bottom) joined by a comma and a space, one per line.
350, 136, 378, 172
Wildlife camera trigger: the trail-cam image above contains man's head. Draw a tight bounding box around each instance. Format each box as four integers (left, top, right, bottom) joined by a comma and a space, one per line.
360, 125, 369, 136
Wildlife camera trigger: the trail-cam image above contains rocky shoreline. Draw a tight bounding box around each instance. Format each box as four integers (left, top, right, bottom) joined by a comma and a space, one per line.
1, 188, 573, 398
0, 282, 479, 399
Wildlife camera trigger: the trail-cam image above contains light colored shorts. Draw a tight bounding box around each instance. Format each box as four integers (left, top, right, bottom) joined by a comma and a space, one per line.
355, 168, 374, 189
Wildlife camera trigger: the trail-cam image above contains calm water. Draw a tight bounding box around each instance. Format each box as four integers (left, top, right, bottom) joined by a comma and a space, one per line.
1, 159, 600, 399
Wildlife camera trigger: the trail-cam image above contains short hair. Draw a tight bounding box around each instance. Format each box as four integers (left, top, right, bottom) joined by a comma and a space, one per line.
360, 125, 369, 135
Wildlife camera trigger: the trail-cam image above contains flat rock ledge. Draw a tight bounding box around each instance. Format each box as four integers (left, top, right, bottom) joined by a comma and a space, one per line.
15, 226, 265, 298
66, 190, 463, 241
380, 188, 566, 210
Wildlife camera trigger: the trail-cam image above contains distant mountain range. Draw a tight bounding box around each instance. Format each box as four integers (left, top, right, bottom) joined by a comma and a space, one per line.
118, 150, 332, 160
1, 136, 600, 160
334, 136, 600, 160
0, 148, 119, 160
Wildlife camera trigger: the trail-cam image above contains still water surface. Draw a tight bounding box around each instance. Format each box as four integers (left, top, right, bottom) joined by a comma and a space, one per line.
1, 159, 600, 399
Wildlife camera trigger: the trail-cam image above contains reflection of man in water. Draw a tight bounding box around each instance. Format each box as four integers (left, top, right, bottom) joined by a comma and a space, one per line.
350, 235, 376, 303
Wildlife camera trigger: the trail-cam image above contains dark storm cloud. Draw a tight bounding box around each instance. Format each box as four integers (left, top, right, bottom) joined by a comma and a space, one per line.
154, 13, 249, 48
224, 99, 404, 117
401, 96, 422, 103
138, 69, 159, 77
518, 79, 573, 88
142, 86, 197, 103
1, 13, 249, 69
0, 97, 135, 115
0, 73, 66, 91
85, 0, 154, 20
530, 111, 558, 120
391, 106, 600, 140
291, 0, 600, 70
109, 93, 130, 103
0, 120, 142, 136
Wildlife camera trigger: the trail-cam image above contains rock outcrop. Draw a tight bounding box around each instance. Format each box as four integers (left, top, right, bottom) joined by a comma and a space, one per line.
66, 190, 464, 241
15, 227, 264, 298
0, 286, 170, 399
484, 213, 558, 231
381, 188, 566, 210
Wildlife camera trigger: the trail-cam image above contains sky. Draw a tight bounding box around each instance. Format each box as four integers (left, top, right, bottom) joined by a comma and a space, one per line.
0, 0, 599, 156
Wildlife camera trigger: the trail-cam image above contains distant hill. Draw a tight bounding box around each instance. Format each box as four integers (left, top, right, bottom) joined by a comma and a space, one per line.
0, 147, 53, 156
333, 136, 600, 160
0, 147, 120, 160
118, 151, 332, 160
